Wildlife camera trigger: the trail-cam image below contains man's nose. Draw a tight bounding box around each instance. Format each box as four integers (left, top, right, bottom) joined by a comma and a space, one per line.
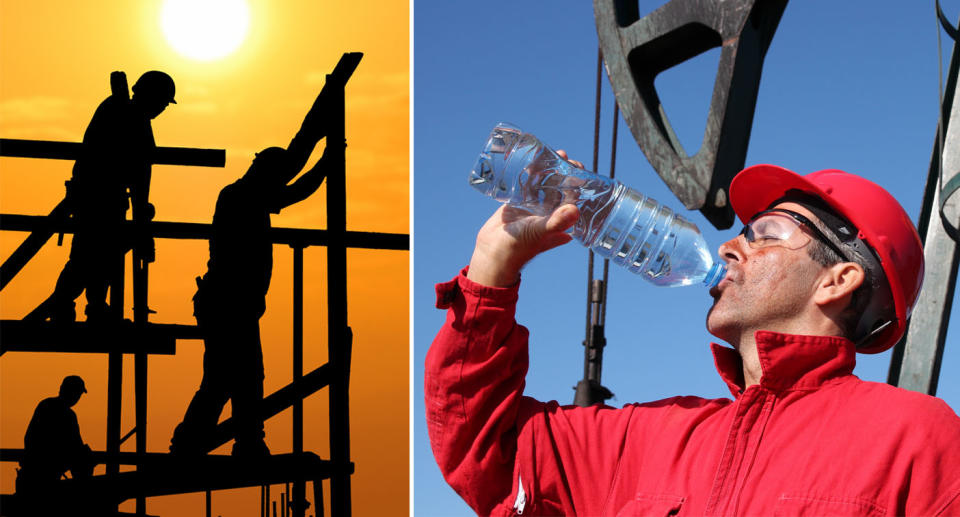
718, 234, 745, 264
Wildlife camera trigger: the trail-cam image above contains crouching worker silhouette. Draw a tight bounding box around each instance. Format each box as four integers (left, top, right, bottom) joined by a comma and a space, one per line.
170, 99, 339, 458
16, 376, 95, 502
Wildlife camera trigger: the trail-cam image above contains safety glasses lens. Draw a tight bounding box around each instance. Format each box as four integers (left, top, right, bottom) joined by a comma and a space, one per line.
741, 213, 810, 250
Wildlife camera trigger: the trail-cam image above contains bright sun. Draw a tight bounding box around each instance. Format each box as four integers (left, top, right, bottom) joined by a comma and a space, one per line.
161, 0, 250, 62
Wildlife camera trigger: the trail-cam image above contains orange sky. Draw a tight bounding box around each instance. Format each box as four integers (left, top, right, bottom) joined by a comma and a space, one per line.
0, 1, 409, 515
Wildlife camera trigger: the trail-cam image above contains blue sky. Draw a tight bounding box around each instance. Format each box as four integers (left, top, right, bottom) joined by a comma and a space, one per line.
413, 2, 960, 515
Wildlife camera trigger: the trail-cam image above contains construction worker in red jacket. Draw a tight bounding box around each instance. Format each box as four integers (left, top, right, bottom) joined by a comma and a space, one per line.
425, 162, 960, 516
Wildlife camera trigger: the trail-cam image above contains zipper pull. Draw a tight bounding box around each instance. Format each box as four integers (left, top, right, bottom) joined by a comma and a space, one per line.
513, 473, 526, 514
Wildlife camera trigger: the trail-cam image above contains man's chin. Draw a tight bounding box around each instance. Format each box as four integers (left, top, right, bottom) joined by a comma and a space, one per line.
705, 309, 734, 343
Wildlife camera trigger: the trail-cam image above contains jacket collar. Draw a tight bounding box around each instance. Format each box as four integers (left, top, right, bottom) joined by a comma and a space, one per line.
711, 330, 857, 397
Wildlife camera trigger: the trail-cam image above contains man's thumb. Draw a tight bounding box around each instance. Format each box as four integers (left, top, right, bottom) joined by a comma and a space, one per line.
545, 204, 579, 233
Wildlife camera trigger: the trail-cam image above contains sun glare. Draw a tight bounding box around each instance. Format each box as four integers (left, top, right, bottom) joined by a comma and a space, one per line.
161, 0, 250, 62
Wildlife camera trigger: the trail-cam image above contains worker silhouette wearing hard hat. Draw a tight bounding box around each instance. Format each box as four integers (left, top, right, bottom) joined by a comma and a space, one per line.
27, 71, 176, 323
15, 375, 95, 502
426, 159, 960, 514
170, 92, 340, 458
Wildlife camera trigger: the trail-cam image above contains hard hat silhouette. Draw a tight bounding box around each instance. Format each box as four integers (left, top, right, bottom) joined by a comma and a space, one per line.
60, 375, 87, 395
729, 165, 924, 354
133, 71, 176, 104
253, 147, 292, 171
255, 147, 289, 162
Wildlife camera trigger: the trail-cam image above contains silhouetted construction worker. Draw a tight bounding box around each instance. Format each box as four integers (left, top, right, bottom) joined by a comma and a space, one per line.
16, 375, 95, 499
28, 71, 175, 323
170, 96, 338, 458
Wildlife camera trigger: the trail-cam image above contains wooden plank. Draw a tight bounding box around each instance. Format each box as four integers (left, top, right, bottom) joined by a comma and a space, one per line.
0, 201, 68, 290
0, 320, 200, 355
209, 363, 332, 450
0, 452, 353, 513
0, 139, 225, 168
0, 215, 410, 250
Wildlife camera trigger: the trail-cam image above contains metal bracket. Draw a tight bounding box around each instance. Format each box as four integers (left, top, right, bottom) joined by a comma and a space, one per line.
594, 0, 788, 229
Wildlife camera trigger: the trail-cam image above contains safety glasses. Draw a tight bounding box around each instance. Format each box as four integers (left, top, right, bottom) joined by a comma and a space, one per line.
739, 209, 849, 260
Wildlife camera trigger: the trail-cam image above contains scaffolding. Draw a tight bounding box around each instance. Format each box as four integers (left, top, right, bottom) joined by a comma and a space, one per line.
0, 52, 408, 517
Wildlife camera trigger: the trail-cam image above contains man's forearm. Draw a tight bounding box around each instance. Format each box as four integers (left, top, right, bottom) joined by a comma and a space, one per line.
466, 239, 524, 288
130, 166, 152, 219
286, 126, 323, 175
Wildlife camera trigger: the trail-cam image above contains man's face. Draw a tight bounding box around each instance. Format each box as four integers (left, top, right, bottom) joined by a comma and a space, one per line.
144, 99, 171, 119
706, 202, 830, 346
133, 92, 171, 119
61, 389, 84, 407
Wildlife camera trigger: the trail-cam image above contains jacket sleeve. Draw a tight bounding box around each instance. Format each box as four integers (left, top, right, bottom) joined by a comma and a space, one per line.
912, 397, 960, 516
424, 269, 639, 516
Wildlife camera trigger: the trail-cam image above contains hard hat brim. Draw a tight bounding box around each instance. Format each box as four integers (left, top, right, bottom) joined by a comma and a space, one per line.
729, 164, 833, 225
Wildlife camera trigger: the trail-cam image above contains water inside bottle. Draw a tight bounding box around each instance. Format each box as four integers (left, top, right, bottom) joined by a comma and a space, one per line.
470, 122, 726, 288
470, 123, 520, 200
590, 188, 724, 287
474, 126, 620, 238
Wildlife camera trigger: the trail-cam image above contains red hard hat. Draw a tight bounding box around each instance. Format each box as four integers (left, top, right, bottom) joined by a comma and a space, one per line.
728, 165, 924, 353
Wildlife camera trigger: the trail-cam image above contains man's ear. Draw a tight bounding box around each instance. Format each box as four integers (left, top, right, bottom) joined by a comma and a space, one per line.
814, 262, 865, 307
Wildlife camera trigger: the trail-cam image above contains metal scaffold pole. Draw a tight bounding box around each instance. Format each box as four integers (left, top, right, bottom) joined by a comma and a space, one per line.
326, 52, 362, 517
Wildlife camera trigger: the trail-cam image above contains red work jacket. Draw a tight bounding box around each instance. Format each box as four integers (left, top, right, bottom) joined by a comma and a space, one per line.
425, 270, 960, 516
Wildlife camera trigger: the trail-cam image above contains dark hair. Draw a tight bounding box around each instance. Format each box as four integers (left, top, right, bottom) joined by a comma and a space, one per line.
805, 233, 872, 338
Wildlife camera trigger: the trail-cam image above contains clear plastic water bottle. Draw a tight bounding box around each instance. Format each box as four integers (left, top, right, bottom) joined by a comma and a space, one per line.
469, 122, 726, 288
